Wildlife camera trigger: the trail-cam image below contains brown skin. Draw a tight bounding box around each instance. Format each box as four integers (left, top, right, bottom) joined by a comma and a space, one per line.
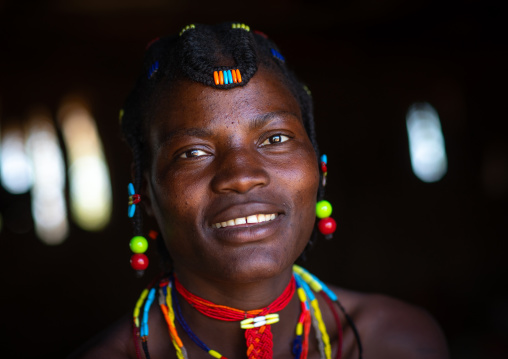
70, 68, 449, 359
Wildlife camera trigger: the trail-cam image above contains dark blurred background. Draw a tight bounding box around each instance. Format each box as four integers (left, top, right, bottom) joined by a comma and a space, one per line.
0, 0, 507, 358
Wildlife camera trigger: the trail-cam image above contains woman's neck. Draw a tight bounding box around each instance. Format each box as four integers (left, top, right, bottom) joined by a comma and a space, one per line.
173, 265, 295, 311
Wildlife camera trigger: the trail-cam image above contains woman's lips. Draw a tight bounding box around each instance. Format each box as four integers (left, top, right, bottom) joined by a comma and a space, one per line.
209, 213, 284, 244
207, 201, 286, 243
211, 213, 278, 229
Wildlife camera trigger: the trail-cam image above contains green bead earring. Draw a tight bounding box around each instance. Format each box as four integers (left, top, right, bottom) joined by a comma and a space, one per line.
317, 155, 336, 239
130, 235, 149, 275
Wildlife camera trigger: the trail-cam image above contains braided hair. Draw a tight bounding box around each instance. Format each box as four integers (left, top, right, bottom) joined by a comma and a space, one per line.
120, 22, 324, 270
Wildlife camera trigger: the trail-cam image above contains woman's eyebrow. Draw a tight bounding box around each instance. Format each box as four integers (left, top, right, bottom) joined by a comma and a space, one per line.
249, 111, 300, 130
158, 127, 213, 147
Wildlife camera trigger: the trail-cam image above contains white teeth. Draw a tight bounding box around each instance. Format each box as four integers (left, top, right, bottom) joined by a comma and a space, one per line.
213, 213, 278, 229
246, 215, 258, 224
234, 217, 247, 225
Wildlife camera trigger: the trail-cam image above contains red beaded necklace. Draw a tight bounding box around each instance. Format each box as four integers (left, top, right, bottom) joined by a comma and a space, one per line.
174, 275, 296, 359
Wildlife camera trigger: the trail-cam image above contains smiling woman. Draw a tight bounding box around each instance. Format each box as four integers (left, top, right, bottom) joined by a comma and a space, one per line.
69, 22, 449, 359
145, 68, 318, 286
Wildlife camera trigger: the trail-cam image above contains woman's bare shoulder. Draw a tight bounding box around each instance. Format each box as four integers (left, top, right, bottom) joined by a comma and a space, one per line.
328, 284, 449, 359
67, 314, 136, 359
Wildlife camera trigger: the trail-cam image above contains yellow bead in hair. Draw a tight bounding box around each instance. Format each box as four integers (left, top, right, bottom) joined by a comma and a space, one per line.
179, 24, 195, 36
119, 109, 124, 124
232, 23, 250, 31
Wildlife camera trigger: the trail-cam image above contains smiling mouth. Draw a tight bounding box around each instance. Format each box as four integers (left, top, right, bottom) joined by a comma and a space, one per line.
212, 213, 279, 229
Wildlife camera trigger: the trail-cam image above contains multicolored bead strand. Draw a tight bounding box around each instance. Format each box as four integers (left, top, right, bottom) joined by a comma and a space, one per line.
293, 277, 312, 359
293, 265, 337, 307
171, 281, 228, 359
132, 275, 164, 359
133, 287, 149, 358
320, 292, 344, 359
140, 287, 157, 359
294, 273, 327, 359
159, 281, 188, 359
293, 265, 364, 359
296, 271, 332, 359
141, 288, 157, 336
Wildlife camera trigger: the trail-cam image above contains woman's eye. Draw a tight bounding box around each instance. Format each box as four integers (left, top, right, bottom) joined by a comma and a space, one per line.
261, 134, 290, 146
179, 149, 208, 158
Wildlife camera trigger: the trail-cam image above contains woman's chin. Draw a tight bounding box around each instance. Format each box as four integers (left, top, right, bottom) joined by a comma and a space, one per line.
191, 249, 294, 284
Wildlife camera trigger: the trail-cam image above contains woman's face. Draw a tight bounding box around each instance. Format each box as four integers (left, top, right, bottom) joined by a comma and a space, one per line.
144, 67, 319, 284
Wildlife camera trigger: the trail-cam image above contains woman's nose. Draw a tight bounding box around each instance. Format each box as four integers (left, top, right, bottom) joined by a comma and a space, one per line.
210, 149, 270, 194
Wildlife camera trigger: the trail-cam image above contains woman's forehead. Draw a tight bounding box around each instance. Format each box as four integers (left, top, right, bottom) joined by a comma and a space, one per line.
150, 67, 302, 133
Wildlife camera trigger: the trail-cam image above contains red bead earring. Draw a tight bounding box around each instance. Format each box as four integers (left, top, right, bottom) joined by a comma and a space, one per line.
130, 236, 148, 271
127, 182, 152, 276
129, 231, 158, 276
316, 155, 337, 239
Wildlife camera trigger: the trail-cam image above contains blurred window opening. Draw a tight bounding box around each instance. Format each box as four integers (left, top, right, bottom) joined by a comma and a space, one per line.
0, 127, 33, 194
26, 114, 68, 244
406, 103, 448, 183
59, 100, 112, 231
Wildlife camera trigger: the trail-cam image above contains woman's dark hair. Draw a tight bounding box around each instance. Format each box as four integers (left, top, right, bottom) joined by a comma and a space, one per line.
120, 22, 324, 269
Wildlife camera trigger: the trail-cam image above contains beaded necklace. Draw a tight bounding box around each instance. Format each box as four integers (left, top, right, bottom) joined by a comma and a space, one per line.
173, 274, 297, 359
133, 266, 363, 359
294, 272, 328, 359
172, 274, 318, 359
159, 280, 188, 359
293, 265, 363, 359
